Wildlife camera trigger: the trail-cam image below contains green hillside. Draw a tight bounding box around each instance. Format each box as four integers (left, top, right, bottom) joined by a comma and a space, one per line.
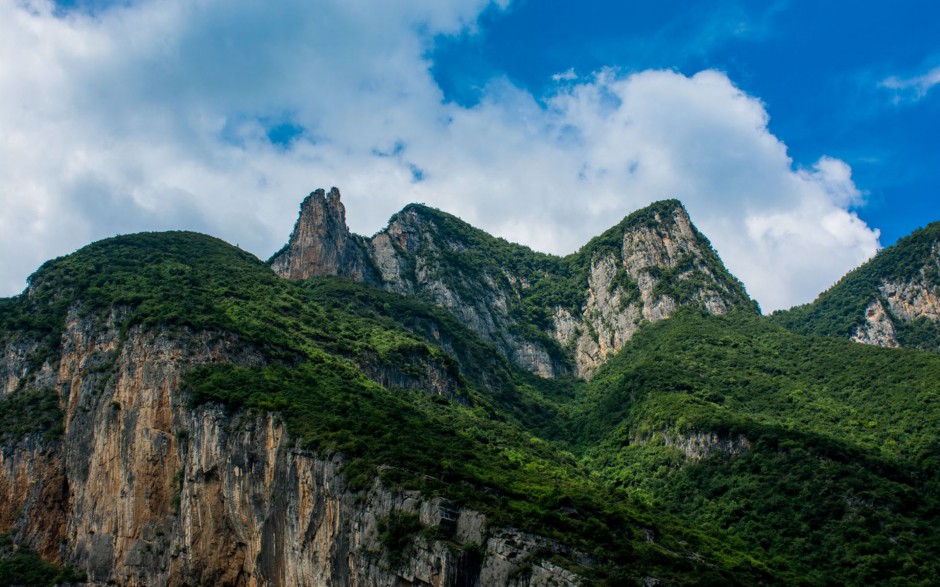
571, 310, 940, 584
0, 232, 772, 585
2, 229, 939, 584
773, 221, 940, 351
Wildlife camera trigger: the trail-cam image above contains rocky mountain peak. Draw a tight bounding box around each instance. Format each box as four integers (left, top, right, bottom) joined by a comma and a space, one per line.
270, 189, 755, 378
270, 187, 378, 283
554, 198, 756, 376
773, 221, 940, 352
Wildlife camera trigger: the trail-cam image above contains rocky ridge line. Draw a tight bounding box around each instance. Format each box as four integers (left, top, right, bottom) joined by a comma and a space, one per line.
270, 188, 757, 378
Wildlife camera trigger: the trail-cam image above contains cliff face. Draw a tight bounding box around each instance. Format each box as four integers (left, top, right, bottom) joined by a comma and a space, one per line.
272, 190, 757, 378
774, 223, 940, 353
0, 308, 582, 586
549, 204, 750, 377
365, 206, 564, 378
270, 188, 379, 284
852, 263, 940, 348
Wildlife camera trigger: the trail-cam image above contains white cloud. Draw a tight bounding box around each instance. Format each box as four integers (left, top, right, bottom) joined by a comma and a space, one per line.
0, 0, 879, 312
881, 65, 940, 102
551, 68, 577, 82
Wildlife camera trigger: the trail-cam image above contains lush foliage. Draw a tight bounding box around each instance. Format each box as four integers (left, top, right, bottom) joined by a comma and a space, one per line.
0, 534, 85, 587
773, 221, 940, 349
572, 310, 940, 584
3, 226, 940, 585
0, 389, 63, 444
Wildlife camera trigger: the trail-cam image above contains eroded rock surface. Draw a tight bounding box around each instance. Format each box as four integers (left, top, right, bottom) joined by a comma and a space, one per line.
0, 311, 584, 586
852, 248, 940, 350
272, 190, 756, 378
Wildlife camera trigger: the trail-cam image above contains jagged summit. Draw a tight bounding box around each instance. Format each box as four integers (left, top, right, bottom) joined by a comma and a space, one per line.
3, 189, 940, 585
269, 187, 378, 283
774, 221, 940, 352
271, 188, 756, 378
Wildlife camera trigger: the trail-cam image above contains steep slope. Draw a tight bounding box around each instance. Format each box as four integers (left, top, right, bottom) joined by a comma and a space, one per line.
271, 189, 757, 378
0, 232, 772, 586
5, 205, 939, 586
570, 310, 940, 585
773, 221, 940, 351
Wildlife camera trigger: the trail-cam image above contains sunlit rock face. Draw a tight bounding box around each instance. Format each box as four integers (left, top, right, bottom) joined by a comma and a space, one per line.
273, 190, 756, 378
0, 310, 583, 586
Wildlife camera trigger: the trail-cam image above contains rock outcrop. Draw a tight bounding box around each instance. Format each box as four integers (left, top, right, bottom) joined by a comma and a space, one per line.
852, 298, 901, 347
776, 222, 940, 353
272, 190, 757, 378
852, 268, 940, 349
270, 188, 379, 284
0, 308, 583, 586
549, 203, 752, 377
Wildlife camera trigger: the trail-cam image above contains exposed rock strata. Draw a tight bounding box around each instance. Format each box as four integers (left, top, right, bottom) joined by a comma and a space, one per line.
270, 188, 379, 284
272, 190, 755, 378
0, 311, 584, 586
663, 431, 752, 462
632, 429, 752, 462
551, 206, 743, 378
852, 252, 940, 349
852, 298, 900, 347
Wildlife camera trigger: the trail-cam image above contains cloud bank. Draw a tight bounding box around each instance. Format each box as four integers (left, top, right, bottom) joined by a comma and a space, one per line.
0, 0, 879, 311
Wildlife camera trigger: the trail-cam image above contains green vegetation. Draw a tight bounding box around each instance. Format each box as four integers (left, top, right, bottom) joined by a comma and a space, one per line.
0, 389, 63, 444
3, 223, 940, 585
0, 230, 770, 584
0, 534, 85, 587
773, 221, 940, 349
571, 310, 940, 584
378, 512, 424, 568
183, 357, 775, 583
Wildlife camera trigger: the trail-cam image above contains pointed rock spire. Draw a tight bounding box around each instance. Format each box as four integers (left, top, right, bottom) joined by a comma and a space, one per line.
270, 188, 378, 283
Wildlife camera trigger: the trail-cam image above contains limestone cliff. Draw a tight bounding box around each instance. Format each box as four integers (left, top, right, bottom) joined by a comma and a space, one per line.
851, 270, 940, 348
549, 202, 754, 377
774, 222, 940, 353
270, 188, 379, 284
851, 298, 900, 348
272, 190, 757, 378
0, 309, 583, 586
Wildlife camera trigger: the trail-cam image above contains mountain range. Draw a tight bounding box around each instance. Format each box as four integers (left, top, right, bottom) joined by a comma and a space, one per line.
1, 188, 938, 586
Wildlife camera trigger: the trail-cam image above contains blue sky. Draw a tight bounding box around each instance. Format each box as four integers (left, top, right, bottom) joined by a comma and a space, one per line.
430, 0, 940, 246
0, 0, 937, 311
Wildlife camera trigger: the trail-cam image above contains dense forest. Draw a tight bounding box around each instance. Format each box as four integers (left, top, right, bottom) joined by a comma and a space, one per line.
1, 208, 939, 585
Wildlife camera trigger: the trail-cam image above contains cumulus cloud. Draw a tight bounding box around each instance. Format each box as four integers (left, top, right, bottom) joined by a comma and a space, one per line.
881, 65, 940, 102
0, 0, 879, 311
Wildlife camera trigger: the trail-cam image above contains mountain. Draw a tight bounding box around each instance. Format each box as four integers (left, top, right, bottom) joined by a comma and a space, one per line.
773, 221, 940, 351
572, 310, 940, 584
1, 191, 939, 586
0, 230, 770, 586
271, 188, 757, 378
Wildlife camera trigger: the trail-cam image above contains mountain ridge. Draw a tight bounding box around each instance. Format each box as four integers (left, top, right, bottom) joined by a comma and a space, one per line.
2, 191, 939, 585
773, 220, 940, 352
271, 188, 757, 378
0, 230, 774, 585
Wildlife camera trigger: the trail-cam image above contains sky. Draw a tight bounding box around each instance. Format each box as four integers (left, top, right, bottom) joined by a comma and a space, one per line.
1, 0, 938, 312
